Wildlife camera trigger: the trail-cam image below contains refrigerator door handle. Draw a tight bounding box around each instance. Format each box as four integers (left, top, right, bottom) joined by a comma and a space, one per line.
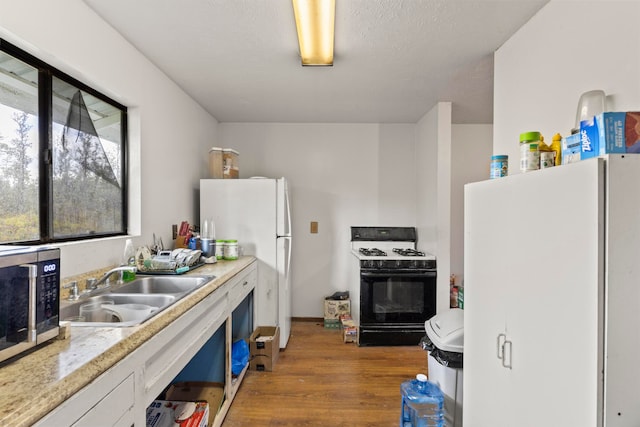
502, 339, 513, 370
277, 177, 292, 237
286, 236, 292, 277
497, 333, 506, 360
284, 182, 292, 237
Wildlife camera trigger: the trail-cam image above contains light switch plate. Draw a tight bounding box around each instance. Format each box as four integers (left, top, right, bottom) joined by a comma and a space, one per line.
310, 221, 318, 234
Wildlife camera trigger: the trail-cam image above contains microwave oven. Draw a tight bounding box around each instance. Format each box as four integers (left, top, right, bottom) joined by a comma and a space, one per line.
0, 246, 60, 363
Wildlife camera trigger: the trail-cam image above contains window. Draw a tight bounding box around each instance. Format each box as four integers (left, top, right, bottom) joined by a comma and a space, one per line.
0, 39, 127, 244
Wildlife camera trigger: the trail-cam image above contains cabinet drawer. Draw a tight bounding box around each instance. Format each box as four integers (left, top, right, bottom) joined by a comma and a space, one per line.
71, 374, 135, 427
229, 266, 256, 306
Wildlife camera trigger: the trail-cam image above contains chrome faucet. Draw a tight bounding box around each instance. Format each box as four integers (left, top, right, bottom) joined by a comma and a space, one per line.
89, 266, 137, 290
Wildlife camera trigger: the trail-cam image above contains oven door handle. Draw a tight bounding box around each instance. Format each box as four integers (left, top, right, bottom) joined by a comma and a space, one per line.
360, 271, 436, 279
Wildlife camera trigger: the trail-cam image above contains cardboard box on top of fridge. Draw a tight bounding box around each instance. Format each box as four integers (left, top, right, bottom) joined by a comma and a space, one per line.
146, 400, 209, 427
249, 326, 279, 371
562, 133, 581, 165
579, 112, 640, 159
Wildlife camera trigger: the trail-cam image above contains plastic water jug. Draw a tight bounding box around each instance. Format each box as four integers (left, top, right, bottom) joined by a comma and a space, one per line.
400, 373, 444, 427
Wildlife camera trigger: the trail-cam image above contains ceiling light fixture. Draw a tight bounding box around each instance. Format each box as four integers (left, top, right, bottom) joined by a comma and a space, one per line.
292, 0, 335, 66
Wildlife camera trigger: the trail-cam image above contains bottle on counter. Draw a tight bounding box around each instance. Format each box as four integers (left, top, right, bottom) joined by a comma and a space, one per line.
400, 373, 445, 427
201, 219, 216, 258
450, 274, 459, 308
121, 239, 136, 282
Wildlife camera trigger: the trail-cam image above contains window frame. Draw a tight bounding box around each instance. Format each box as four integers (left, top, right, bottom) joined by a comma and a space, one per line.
0, 38, 128, 244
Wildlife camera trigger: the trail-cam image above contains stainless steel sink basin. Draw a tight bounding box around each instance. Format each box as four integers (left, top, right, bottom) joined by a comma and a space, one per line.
115, 276, 208, 294
60, 275, 213, 327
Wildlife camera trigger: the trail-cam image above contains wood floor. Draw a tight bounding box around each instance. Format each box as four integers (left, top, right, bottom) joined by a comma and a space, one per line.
223, 320, 429, 426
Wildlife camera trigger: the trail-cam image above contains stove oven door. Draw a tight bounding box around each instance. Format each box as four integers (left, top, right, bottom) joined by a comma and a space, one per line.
359, 269, 436, 345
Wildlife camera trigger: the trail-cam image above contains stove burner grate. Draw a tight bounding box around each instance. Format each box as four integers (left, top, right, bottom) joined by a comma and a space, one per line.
392, 248, 426, 257
359, 248, 387, 256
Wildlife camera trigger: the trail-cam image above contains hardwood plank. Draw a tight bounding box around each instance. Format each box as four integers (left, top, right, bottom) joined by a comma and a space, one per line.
223, 320, 429, 426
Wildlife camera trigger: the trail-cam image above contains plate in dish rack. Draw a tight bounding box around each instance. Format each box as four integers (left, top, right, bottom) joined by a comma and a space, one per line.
136, 262, 206, 275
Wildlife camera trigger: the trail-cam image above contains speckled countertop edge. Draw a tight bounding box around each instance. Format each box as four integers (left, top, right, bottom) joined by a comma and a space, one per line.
0, 257, 256, 427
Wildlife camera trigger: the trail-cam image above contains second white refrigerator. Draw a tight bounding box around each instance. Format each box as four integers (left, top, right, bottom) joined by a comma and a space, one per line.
200, 177, 292, 348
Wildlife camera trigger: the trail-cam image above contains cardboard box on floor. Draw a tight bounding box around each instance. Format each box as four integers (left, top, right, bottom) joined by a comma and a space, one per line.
249, 326, 280, 371
324, 299, 350, 328
341, 317, 358, 343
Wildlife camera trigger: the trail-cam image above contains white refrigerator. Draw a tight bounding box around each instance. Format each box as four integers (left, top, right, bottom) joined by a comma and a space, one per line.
463, 155, 640, 426
200, 177, 292, 349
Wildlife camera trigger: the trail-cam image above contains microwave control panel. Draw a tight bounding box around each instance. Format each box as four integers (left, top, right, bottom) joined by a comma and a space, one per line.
36, 250, 60, 334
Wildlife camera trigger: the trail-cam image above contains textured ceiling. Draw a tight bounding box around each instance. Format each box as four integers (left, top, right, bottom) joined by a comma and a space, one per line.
84, 0, 548, 124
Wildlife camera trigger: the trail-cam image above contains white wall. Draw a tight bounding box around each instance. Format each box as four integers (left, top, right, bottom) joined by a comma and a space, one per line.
451, 124, 493, 285
494, 0, 640, 169
416, 103, 451, 313
217, 123, 417, 317
416, 107, 492, 313
0, 0, 218, 278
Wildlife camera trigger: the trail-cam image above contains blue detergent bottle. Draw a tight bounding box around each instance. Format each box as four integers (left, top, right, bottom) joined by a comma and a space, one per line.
400, 373, 445, 427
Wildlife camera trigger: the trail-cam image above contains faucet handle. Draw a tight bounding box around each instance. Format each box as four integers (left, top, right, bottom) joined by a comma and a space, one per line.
86, 278, 98, 290
63, 281, 79, 301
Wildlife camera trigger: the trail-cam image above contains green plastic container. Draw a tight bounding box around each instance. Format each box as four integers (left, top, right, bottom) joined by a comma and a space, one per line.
215, 240, 225, 260
223, 240, 238, 260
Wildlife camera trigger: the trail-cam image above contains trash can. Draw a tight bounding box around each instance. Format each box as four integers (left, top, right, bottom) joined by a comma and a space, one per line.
422, 308, 463, 427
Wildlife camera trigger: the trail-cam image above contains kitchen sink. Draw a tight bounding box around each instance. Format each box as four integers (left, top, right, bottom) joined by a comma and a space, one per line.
115, 276, 208, 294
60, 275, 214, 327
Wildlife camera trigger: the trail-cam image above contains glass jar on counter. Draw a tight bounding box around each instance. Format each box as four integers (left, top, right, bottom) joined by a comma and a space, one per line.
223, 240, 239, 260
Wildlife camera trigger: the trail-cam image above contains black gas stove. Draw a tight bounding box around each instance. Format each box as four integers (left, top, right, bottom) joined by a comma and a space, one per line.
350, 226, 437, 346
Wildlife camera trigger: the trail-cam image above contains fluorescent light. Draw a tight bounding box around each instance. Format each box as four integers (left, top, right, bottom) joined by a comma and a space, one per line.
292, 0, 335, 66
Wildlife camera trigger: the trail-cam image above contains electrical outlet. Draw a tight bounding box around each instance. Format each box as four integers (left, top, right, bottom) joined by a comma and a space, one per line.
310, 221, 318, 234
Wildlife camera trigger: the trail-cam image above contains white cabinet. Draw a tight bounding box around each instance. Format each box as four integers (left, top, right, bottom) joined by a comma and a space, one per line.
72, 374, 135, 427
464, 156, 640, 426
36, 360, 137, 427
